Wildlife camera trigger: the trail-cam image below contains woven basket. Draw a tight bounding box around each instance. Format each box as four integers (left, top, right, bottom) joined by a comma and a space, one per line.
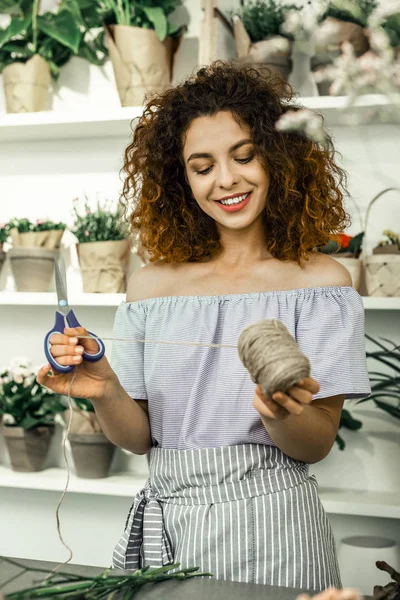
331, 255, 362, 292
364, 188, 400, 297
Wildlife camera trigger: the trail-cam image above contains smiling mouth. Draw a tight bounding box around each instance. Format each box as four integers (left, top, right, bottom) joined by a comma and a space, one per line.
216, 192, 250, 206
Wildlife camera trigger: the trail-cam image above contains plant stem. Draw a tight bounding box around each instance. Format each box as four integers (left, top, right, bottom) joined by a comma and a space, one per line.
32, 0, 41, 53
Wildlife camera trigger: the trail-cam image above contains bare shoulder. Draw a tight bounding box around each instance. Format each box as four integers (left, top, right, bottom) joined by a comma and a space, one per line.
300, 252, 353, 288
126, 260, 180, 302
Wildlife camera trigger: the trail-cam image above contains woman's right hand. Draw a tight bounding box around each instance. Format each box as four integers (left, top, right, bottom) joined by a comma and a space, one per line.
37, 326, 118, 401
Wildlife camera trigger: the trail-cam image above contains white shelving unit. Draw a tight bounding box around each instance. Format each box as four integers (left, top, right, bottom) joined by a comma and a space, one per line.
0, 464, 398, 519
1, 94, 399, 143
1, 291, 400, 310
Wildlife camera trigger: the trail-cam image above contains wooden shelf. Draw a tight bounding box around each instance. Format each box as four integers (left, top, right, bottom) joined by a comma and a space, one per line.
1, 292, 400, 310
1, 94, 399, 143
0, 466, 398, 518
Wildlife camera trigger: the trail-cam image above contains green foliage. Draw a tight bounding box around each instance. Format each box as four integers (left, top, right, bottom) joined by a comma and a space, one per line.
71, 197, 130, 243
88, 0, 185, 41
335, 408, 363, 450
233, 0, 297, 42
320, 231, 364, 258
0, 223, 9, 244
322, 0, 378, 28
7, 217, 67, 232
381, 12, 400, 49
73, 397, 95, 412
0, 357, 65, 429
0, 0, 107, 78
2, 557, 209, 599
377, 229, 400, 249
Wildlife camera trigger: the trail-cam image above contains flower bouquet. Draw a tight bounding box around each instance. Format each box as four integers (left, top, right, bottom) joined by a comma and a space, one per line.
320, 231, 364, 291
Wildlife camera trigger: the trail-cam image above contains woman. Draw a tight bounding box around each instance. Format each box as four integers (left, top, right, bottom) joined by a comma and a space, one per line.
37, 62, 371, 591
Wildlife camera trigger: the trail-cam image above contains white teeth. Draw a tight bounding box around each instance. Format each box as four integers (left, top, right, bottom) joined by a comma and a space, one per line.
220, 193, 249, 206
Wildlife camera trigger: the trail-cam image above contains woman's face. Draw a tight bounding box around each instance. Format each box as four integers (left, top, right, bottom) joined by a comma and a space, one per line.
183, 111, 270, 233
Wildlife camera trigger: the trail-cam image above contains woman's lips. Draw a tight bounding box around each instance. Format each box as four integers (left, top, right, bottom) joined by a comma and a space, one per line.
216, 192, 252, 213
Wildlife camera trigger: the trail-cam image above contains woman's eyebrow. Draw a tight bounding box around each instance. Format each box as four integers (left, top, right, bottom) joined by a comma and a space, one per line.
186, 138, 252, 163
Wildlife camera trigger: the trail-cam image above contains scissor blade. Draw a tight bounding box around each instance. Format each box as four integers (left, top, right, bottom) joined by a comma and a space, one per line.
54, 256, 69, 314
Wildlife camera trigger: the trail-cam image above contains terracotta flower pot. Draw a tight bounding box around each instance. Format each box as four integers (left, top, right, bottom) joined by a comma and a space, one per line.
3, 425, 54, 472
68, 432, 116, 479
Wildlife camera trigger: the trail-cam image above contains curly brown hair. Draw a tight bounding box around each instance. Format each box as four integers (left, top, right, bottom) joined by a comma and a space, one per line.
121, 61, 350, 264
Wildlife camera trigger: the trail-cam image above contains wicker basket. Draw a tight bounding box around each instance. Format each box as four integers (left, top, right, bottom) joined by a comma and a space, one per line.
331, 255, 362, 292
364, 188, 400, 297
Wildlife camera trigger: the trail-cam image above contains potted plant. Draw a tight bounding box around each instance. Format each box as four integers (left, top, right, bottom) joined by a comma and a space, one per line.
320, 231, 364, 291
335, 332, 400, 450
8, 217, 66, 292
231, 0, 296, 83
0, 357, 65, 472
0, 222, 8, 276
64, 397, 116, 478
86, 0, 185, 106
311, 0, 376, 95
0, 0, 107, 113
366, 228, 400, 297
72, 197, 131, 293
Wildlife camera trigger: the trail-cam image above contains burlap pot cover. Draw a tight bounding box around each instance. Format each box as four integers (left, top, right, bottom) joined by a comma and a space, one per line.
9, 228, 64, 249
78, 239, 130, 293
2, 54, 51, 113
311, 17, 369, 94
233, 16, 292, 82
365, 254, 400, 297
105, 24, 178, 106
3, 425, 54, 472
331, 256, 362, 292
68, 432, 116, 479
9, 247, 59, 292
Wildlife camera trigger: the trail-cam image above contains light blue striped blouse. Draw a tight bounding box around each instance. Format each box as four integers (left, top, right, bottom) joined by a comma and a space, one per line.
110, 286, 371, 450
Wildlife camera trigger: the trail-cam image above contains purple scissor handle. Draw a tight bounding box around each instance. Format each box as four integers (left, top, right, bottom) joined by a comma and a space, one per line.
44, 257, 105, 374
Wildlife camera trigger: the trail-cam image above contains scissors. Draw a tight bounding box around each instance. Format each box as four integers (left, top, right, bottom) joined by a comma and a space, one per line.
44, 257, 105, 374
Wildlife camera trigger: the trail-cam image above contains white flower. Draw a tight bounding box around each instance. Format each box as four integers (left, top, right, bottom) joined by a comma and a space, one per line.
14, 374, 23, 384
11, 385, 18, 393
369, 1, 400, 28
275, 109, 327, 145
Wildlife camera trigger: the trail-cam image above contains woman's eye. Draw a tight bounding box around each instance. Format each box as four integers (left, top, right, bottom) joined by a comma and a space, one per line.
196, 166, 212, 175
236, 155, 254, 164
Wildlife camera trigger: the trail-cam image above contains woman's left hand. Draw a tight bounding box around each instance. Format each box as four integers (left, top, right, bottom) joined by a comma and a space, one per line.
253, 377, 320, 421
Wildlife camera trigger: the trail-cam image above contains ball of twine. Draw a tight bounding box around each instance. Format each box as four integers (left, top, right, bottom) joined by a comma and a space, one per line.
237, 319, 311, 397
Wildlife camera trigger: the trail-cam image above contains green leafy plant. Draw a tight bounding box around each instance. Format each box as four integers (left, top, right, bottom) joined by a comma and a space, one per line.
0, 223, 9, 245
0, 0, 107, 79
0, 357, 65, 430
7, 217, 67, 232
376, 229, 400, 250
0, 557, 209, 599
320, 232, 364, 258
381, 12, 400, 49
73, 397, 95, 412
336, 333, 400, 450
322, 0, 378, 28
72, 197, 129, 243
233, 0, 297, 42
85, 0, 185, 42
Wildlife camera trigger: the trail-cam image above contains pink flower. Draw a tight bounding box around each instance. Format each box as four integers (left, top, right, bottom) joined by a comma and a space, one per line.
36, 219, 44, 225
85, 230, 89, 236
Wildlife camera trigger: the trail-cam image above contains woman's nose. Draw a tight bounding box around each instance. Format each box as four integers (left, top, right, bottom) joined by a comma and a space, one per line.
215, 165, 240, 189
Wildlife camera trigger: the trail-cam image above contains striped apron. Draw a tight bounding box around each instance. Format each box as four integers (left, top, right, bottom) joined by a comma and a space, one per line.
112, 444, 342, 591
